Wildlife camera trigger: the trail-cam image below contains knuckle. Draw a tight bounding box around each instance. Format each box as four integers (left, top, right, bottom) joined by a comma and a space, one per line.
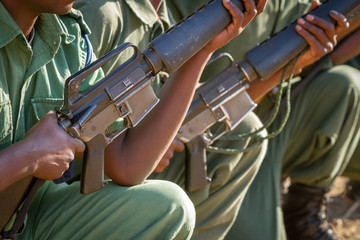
63, 153, 73, 163
62, 159, 70, 168
55, 171, 64, 179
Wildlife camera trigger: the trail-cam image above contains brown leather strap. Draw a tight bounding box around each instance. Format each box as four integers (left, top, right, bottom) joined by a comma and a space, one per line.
0, 177, 33, 231
0, 178, 45, 239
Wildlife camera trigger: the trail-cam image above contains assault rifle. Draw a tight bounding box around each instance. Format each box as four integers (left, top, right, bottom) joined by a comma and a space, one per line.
0, 0, 244, 235
59, 0, 245, 195
179, 0, 360, 192
177, 53, 256, 191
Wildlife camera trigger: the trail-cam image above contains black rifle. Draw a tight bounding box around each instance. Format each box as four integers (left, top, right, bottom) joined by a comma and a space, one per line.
58, 0, 244, 195
178, 0, 360, 192
0, 0, 245, 236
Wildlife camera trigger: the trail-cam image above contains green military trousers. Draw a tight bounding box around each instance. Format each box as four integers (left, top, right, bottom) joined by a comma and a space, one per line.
342, 56, 360, 181
225, 65, 360, 240
17, 180, 195, 240
150, 112, 268, 240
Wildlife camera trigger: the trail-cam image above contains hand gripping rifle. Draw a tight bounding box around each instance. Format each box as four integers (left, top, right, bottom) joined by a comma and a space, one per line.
0, 0, 246, 236
177, 53, 256, 192
179, 0, 360, 192
58, 0, 244, 195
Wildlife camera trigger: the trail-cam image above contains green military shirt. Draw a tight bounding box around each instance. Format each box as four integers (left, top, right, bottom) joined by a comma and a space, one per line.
0, 3, 104, 231
168, 1, 359, 240
74, 0, 175, 79
0, 4, 103, 151
0, 4, 197, 239
74, 2, 271, 240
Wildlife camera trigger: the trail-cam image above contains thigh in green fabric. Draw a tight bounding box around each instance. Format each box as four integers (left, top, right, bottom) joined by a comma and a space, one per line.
151, 112, 268, 240
226, 65, 360, 240
281, 65, 360, 188
225, 159, 286, 240
18, 180, 195, 240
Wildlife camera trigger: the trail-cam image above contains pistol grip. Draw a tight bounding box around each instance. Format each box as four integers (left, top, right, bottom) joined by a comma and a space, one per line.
185, 137, 211, 192
81, 134, 108, 194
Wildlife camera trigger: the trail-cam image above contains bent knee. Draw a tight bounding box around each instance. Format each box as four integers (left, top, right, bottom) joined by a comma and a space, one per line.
317, 65, 360, 95
141, 180, 195, 223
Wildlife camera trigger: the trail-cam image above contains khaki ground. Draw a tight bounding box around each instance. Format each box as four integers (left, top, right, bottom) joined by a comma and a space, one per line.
328, 177, 360, 240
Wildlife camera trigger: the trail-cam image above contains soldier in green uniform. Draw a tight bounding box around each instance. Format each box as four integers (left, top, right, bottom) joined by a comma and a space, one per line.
168, 0, 360, 239
0, 0, 197, 239
336, 27, 360, 200
73, 0, 270, 239
0, 0, 251, 238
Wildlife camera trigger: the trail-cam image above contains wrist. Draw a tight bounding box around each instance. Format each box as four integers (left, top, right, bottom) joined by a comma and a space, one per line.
18, 138, 40, 176
190, 48, 213, 65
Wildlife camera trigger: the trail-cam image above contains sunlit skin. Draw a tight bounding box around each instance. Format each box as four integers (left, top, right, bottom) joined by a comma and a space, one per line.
0, 0, 75, 37
0, 0, 83, 190
157, 0, 350, 172
331, 10, 360, 66
150, 0, 269, 173
331, 28, 360, 66
0, 0, 261, 191
154, 0, 268, 173
247, 6, 349, 103
104, 0, 261, 186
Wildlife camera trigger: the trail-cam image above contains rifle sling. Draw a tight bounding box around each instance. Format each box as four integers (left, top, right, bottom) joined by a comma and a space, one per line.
0, 32, 91, 240
262, 53, 331, 123
261, 32, 355, 124
0, 178, 45, 240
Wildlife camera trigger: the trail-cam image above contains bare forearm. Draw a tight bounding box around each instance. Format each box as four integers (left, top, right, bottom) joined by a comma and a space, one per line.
0, 141, 36, 191
332, 28, 360, 65
104, 0, 258, 185
248, 62, 303, 104
105, 50, 212, 185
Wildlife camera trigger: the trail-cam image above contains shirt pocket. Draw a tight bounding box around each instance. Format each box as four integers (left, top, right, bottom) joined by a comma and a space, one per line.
30, 98, 63, 121
0, 100, 13, 143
